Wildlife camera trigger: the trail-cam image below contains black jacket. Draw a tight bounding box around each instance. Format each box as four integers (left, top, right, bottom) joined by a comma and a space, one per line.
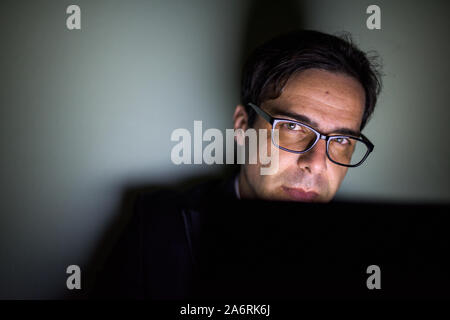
92, 178, 450, 300
91, 177, 237, 299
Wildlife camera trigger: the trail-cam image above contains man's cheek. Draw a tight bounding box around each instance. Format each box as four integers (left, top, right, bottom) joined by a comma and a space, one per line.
258, 131, 279, 175
276, 151, 298, 174
336, 167, 348, 187
329, 168, 347, 196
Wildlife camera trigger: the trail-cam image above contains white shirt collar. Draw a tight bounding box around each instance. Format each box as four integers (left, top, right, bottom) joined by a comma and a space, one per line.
234, 175, 241, 199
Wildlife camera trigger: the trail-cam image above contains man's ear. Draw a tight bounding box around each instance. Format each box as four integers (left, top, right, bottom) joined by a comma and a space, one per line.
233, 104, 249, 131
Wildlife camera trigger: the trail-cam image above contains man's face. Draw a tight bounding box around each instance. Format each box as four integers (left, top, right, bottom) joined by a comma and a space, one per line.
234, 68, 366, 202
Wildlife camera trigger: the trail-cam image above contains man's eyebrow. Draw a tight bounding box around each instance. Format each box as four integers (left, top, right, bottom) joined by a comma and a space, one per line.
270, 109, 319, 127
270, 108, 361, 137
331, 128, 361, 137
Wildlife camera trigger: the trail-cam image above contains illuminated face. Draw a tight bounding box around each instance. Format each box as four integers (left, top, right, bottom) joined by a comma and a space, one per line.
233, 69, 366, 202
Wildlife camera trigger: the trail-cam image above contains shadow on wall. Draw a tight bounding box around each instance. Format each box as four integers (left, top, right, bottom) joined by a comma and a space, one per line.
72, 0, 305, 299
238, 0, 305, 71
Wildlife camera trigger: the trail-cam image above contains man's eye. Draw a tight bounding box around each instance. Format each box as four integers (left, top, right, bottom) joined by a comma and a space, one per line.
285, 123, 301, 131
335, 137, 350, 145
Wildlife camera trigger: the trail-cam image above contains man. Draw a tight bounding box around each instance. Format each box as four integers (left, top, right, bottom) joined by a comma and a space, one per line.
91, 29, 382, 299
234, 29, 380, 202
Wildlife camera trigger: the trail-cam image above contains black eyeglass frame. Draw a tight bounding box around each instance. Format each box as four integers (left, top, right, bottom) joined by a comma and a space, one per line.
248, 102, 374, 168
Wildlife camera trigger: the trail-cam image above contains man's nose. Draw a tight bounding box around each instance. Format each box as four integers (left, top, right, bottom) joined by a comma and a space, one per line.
297, 139, 328, 173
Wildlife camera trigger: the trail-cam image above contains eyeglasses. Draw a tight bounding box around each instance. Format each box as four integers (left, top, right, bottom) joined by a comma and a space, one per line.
248, 103, 374, 167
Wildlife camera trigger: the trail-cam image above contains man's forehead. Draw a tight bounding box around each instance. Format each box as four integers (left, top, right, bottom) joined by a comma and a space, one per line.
287, 70, 364, 99
265, 69, 365, 132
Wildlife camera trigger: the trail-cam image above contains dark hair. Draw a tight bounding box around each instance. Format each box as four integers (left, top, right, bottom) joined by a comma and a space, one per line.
241, 29, 382, 130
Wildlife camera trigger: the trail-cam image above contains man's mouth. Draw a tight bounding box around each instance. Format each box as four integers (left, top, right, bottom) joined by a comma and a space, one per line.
281, 186, 319, 202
